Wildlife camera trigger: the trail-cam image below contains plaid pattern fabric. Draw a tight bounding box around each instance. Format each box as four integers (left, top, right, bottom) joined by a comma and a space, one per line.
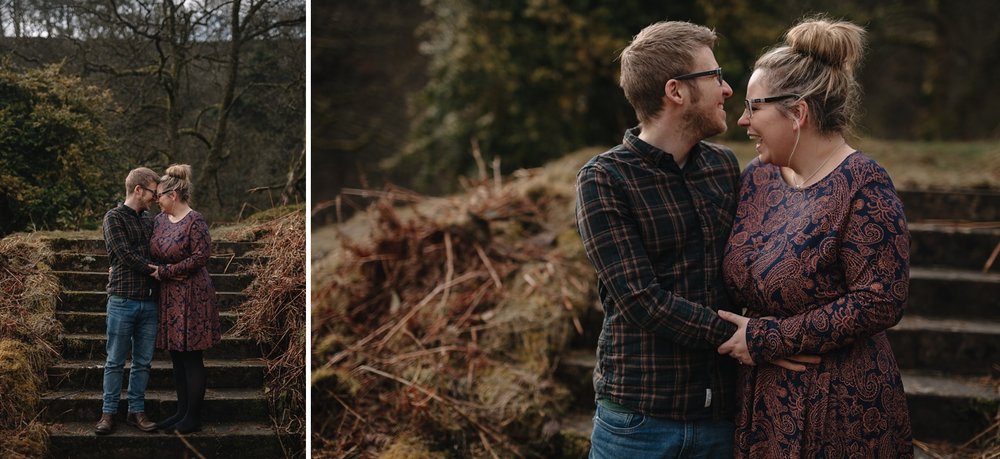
103, 204, 157, 300
575, 127, 741, 419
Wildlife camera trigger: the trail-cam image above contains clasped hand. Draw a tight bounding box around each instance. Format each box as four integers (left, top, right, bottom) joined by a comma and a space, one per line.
716, 310, 820, 372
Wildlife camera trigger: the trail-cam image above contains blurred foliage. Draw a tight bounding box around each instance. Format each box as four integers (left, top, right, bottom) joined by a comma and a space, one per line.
0, 63, 122, 235
390, 0, 709, 192
356, 0, 1000, 196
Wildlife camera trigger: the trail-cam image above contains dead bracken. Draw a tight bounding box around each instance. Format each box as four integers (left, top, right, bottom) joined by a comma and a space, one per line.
311, 150, 600, 458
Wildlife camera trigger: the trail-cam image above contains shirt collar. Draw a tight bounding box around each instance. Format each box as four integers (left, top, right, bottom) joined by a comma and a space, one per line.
118, 202, 146, 218
623, 126, 702, 172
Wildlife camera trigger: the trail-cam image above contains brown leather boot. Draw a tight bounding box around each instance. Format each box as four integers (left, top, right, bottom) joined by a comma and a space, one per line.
126, 412, 159, 432
94, 413, 114, 435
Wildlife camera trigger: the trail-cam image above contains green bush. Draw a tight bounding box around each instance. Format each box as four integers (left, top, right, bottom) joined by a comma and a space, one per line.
0, 63, 123, 235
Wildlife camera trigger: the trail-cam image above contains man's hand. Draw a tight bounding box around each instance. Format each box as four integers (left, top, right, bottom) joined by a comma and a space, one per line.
717, 310, 752, 365
771, 354, 821, 372
717, 310, 821, 372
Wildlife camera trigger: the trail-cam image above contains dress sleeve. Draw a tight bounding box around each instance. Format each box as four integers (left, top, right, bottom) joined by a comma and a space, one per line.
746, 177, 909, 362
161, 214, 212, 279
576, 163, 737, 348
103, 211, 155, 274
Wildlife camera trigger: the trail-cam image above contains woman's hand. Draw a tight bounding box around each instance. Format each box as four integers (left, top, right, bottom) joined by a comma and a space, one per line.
148, 264, 161, 280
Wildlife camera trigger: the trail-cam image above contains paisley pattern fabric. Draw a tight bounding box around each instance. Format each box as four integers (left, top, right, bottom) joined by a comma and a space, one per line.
722, 152, 913, 458
151, 210, 221, 351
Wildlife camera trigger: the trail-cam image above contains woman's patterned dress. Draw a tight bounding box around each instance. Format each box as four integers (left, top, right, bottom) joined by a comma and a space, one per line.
151, 210, 221, 351
722, 152, 913, 458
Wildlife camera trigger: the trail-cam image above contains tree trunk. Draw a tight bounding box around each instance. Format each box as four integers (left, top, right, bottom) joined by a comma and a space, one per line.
281, 148, 306, 206
197, 0, 242, 207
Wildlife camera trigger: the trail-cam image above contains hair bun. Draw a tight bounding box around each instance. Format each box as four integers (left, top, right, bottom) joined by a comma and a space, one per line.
165, 164, 192, 181
785, 18, 866, 73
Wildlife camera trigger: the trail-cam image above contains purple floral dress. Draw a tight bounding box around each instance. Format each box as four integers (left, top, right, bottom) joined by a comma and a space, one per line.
151, 210, 221, 351
722, 152, 912, 458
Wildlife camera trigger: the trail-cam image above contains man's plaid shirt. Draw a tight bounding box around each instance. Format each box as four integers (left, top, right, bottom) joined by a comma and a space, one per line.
103, 203, 157, 300
575, 127, 741, 420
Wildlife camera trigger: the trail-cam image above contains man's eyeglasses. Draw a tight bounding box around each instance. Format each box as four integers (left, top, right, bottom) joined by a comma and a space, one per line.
744, 94, 800, 119
140, 186, 158, 198
672, 67, 724, 86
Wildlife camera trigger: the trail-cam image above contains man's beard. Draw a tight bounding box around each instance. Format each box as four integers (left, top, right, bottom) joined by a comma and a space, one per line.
682, 88, 726, 140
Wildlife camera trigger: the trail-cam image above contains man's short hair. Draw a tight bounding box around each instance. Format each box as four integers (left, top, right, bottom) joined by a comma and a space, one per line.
619, 21, 717, 123
125, 167, 160, 196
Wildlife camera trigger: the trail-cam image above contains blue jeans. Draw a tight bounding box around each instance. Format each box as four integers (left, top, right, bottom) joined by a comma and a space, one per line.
589, 403, 734, 459
102, 295, 158, 414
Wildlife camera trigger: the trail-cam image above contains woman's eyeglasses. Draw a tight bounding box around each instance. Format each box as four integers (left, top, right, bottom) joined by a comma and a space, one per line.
744, 94, 800, 118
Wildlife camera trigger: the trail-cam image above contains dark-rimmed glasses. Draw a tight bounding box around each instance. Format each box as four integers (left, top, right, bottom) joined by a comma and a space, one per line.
672, 67, 723, 86
744, 94, 800, 119
140, 185, 159, 198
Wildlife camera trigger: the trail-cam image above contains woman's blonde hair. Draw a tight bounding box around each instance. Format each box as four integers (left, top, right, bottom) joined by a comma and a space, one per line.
754, 16, 867, 136
160, 164, 193, 203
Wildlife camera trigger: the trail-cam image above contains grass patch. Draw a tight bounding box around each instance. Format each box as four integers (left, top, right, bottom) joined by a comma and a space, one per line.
724, 139, 1000, 190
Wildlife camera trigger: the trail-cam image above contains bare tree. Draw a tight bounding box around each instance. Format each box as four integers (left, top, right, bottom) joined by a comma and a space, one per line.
67, 0, 304, 208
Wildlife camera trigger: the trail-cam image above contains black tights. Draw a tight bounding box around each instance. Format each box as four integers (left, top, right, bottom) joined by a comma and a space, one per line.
157, 350, 206, 433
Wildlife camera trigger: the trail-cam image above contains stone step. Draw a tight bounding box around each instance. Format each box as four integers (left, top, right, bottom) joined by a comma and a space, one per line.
41, 388, 268, 423
47, 421, 290, 459
51, 253, 261, 274
909, 222, 1000, 273
903, 372, 1000, 442
60, 334, 264, 360
48, 238, 262, 256
48, 358, 265, 390
57, 311, 240, 335
908, 267, 1000, 320
555, 350, 1000, 443
899, 189, 1000, 222
889, 316, 1000, 376
55, 270, 253, 292
59, 290, 246, 312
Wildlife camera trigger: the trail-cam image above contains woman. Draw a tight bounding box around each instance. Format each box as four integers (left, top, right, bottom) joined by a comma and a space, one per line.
149, 164, 222, 434
716, 18, 913, 457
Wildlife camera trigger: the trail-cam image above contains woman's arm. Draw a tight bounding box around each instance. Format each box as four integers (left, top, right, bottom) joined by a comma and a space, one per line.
161, 214, 212, 279
744, 178, 909, 363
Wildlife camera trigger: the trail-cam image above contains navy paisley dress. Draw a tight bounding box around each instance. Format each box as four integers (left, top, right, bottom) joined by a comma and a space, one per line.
151, 210, 221, 351
722, 152, 912, 458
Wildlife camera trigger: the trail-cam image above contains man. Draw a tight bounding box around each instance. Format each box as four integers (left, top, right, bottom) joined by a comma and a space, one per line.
96, 167, 161, 435
575, 21, 741, 456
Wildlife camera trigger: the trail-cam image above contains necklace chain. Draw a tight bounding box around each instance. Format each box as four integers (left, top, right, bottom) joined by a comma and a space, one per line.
794, 142, 846, 189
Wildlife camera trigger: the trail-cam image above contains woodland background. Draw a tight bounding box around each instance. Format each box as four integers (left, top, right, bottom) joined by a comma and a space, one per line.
313, 0, 1000, 224
0, 0, 305, 236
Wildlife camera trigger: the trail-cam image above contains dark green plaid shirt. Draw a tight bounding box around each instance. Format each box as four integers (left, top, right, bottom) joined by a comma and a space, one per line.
103, 203, 158, 300
576, 127, 740, 420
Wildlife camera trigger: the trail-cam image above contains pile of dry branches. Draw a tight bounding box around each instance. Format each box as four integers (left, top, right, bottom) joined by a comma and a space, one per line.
311, 157, 596, 458
0, 235, 62, 458
230, 208, 306, 457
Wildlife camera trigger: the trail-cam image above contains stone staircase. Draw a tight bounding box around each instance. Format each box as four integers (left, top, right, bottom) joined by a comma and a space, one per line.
42, 238, 291, 459
555, 188, 1000, 454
